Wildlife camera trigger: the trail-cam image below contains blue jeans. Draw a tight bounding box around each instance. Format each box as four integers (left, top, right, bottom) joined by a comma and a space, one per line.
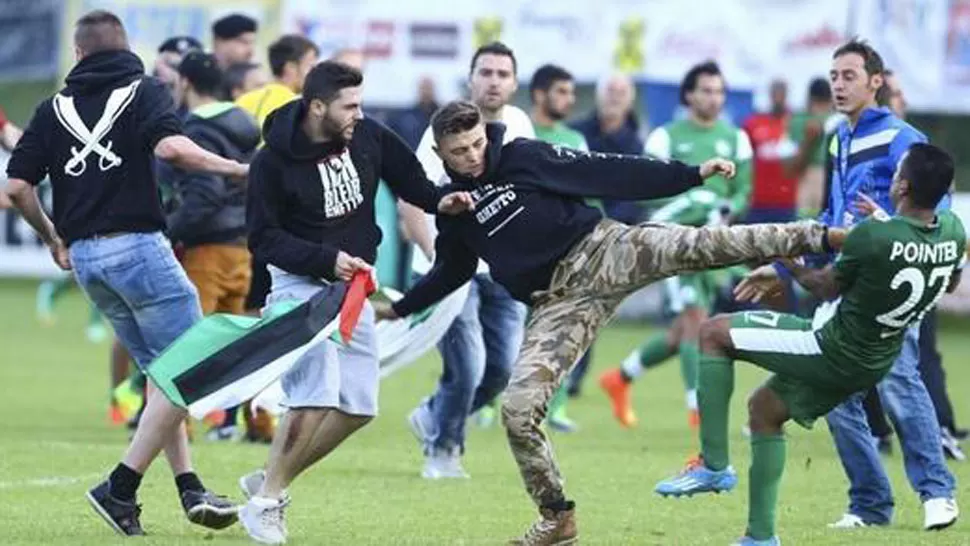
70, 232, 202, 369
429, 274, 526, 451
825, 326, 955, 524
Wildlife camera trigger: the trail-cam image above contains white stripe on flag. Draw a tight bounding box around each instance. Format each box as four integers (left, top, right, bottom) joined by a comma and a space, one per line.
187, 317, 340, 420
729, 328, 822, 355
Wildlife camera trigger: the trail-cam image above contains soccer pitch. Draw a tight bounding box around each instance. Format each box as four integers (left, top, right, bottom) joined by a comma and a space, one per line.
1, 279, 968, 545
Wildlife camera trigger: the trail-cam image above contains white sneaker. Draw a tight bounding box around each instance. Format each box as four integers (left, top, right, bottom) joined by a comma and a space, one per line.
239, 470, 290, 503
924, 497, 958, 531
827, 513, 867, 529
240, 495, 289, 545
421, 448, 470, 479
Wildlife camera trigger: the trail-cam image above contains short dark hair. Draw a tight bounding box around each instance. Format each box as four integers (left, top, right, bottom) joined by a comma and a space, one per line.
302, 61, 363, 105
212, 14, 258, 40
833, 38, 885, 76
876, 68, 895, 106
178, 51, 223, 98
470, 41, 517, 76
529, 64, 573, 102
899, 143, 954, 209
808, 77, 832, 102
268, 35, 319, 78
225, 62, 261, 93
679, 61, 722, 105
75, 10, 128, 55
431, 100, 482, 142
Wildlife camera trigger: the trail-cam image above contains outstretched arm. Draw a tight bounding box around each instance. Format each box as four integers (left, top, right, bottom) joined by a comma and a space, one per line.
388, 224, 478, 318
519, 139, 724, 201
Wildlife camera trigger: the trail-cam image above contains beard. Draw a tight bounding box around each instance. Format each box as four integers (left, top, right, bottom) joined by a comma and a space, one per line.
543, 103, 567, 122
319, 113, 355, 147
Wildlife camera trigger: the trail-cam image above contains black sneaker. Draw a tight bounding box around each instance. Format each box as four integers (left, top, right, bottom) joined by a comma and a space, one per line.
181, 489, 239, 530
85, 480, 144, 536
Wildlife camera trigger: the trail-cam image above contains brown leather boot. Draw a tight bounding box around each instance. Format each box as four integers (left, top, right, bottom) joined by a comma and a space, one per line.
508, 506, 578, 545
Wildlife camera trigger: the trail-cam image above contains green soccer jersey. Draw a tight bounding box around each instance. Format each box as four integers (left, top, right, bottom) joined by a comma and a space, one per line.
788, 112, 841, 167
820, 211, 967, 375
644, 118, 753, 224
533, 122, 588, 151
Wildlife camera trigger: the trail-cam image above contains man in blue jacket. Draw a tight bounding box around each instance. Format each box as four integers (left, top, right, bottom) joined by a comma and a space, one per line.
820, 40, 958, 533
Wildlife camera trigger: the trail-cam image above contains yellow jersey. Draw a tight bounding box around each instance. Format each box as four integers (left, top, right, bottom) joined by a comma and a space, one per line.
235, 82, 298, 141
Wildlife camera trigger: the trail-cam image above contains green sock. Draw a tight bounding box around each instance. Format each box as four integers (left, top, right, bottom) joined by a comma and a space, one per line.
679, 340, 700, 391
748, 433, 787, 540
49, 276, 74, 301
548, 384, 569, 417
639, 332, 675, 369
698, 354, 734, 470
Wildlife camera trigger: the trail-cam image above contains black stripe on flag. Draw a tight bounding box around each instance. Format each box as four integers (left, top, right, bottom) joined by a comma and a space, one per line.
172, 283, 348, 405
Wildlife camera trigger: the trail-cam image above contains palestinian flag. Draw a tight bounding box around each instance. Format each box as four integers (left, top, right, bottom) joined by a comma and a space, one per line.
251, 282, 472, 415
147, 272, 375, 420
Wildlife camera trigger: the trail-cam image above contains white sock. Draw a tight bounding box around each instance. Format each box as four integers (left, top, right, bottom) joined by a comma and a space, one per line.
621, 350, 643, 380
686, 389, 698, 411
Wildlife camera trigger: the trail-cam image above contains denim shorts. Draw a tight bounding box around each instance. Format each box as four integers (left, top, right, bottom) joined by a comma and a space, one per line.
69, 232, 202, 369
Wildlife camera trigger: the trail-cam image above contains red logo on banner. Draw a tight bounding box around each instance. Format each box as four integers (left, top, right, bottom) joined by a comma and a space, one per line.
784, 24, 844, 52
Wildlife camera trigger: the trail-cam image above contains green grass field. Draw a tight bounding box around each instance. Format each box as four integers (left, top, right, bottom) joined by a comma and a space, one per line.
1, 278, 969, 545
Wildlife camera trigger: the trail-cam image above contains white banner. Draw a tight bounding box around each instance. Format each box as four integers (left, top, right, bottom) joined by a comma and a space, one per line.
852, 0, 970, 113
281, 0, 852, 108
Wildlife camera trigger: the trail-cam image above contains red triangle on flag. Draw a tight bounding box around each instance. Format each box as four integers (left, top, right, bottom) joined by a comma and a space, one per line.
339, 271, 377, 343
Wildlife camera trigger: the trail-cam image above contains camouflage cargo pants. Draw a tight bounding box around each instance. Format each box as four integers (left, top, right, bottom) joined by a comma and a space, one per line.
499, 218, 830, 508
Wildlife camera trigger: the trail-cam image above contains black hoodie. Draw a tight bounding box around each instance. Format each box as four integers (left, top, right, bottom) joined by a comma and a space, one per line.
163, 103, 260, 247
6, 50, 182, 244
246, 100, 445, 282
392, 122, 703, 316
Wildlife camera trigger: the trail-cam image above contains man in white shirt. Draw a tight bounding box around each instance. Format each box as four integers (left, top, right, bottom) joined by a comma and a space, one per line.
398, 42, 532, 479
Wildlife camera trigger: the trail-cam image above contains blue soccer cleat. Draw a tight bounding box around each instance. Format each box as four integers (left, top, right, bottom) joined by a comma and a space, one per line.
732, 535, 780, 546
655, 456, 738, 497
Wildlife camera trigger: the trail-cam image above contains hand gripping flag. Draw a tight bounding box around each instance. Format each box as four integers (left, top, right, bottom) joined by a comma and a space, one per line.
147, 271, 376, 420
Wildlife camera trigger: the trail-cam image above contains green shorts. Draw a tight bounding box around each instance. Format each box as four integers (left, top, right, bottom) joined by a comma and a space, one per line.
728, 310, 880, 429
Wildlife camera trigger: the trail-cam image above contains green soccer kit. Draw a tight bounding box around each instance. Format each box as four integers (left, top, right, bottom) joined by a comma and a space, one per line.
730, 211, 967, 427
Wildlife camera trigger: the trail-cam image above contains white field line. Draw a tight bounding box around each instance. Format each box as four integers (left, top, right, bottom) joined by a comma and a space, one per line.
0, 473, 100, 490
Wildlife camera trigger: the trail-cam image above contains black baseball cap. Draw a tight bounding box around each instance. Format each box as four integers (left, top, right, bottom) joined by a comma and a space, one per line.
158, 36, 203, 55
212, 14, 258, 40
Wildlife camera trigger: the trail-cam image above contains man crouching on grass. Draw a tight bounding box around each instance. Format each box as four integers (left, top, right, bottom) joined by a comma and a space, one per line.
373, 99, 847, 545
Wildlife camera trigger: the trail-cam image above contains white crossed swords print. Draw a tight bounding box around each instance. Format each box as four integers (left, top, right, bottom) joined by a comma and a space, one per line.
52, 79, 141, 177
